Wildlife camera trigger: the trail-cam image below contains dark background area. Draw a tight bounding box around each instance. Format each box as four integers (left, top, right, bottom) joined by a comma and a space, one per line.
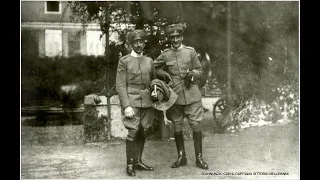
21, 1, 299, 109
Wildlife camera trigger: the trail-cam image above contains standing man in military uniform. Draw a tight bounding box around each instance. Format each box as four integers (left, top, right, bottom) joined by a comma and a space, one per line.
154, 23, 209, 170
116, 29, 156, 176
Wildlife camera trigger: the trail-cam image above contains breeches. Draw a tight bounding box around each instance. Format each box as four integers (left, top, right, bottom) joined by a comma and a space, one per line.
122, 107, 155, 141
166, 101, 204, 132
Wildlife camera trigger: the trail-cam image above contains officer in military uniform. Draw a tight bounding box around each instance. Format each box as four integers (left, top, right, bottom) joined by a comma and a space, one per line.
116, 29, 156, 176
154, 23, 209, 169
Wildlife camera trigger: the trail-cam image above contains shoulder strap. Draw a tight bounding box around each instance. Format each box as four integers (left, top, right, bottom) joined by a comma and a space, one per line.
184, 46, 195, 50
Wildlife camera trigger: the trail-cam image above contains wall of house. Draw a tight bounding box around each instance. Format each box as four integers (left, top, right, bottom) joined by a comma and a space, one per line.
21, 28, 89, 58
21, 1, 72, 23
21, 1, 121, 58
21, 29, 39, 57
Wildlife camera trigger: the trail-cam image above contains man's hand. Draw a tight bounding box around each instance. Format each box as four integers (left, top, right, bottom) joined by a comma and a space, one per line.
124, 106, 135, 118
188, 69, 201, 80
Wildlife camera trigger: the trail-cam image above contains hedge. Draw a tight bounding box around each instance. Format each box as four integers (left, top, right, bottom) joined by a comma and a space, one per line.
21, 54, 118, 108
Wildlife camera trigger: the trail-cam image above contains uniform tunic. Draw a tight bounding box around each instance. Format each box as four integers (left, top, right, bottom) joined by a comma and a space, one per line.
155, 45, 203, 105
116, 52, 156, 140
155, 45, 204, 132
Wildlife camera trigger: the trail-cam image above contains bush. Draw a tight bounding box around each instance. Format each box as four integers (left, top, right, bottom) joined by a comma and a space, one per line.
215, 79, 299, 133
204, 1, 299, 105
83, 106, 110, 142
21, 55, 118, 107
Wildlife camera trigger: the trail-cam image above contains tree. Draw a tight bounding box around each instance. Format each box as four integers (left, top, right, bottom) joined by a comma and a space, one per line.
67, 1, 299, 103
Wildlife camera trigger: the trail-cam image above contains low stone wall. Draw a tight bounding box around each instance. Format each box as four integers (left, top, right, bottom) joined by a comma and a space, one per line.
82, 95, 219, 141
83, 94, 128, 141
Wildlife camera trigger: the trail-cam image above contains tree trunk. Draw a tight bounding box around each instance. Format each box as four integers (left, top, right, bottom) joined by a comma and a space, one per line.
104, 3, 111, 140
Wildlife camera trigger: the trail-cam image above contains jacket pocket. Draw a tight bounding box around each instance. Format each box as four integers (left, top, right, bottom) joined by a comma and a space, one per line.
166, 60, 177, 74
181, 60, 192, 70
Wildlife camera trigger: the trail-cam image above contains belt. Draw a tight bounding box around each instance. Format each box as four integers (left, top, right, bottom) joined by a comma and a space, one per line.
127, 83, 149, 90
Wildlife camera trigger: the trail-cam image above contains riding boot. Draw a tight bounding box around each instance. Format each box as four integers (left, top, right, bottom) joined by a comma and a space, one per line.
135, 126, 154, 171
171, 131, 187, 168
126, 139, 136, 176
193, 131, 209, 169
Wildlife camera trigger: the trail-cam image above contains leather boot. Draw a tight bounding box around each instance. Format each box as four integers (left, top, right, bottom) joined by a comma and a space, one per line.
135, 127, 154, 171
193, 131, 209, 169
126, 139, 136, 176
171, 131, 187, 168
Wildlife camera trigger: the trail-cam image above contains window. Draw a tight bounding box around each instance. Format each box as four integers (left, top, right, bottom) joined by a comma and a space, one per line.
45, 30, 62, 57
44, 1, 61, 14
86, 31, 105, 56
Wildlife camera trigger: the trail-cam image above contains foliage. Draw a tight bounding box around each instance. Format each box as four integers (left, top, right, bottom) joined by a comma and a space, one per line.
22, 2, 298, 107
68, 1, 298, 101
66, 2, 299, 132
21, 54, 119, 107
216, 79, 299, 133
226, 1, 298, 102
83, 106, 110, 142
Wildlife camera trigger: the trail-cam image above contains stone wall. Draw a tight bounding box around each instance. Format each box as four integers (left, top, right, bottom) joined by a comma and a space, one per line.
83, 94, 128, 141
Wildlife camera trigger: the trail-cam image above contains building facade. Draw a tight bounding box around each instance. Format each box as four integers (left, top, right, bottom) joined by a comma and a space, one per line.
21, 1, 122, 58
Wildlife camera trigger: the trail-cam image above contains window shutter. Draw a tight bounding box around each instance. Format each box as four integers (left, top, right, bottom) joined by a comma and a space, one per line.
86, 31, 105, 56
45, 30, 62, 57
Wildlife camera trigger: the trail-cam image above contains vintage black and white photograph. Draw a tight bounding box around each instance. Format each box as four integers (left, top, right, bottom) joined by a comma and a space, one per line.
21, 1, 299, 179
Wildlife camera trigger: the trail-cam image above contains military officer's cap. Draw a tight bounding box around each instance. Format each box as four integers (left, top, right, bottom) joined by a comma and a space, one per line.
128, 29, 146, 43
166, 23, 185, 36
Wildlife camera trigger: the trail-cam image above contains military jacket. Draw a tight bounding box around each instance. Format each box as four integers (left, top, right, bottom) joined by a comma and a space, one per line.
116, 54, 156, 109
154, 45, 203, 105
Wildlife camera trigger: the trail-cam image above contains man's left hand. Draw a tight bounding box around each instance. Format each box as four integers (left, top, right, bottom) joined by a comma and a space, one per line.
188, 69, 201, 80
